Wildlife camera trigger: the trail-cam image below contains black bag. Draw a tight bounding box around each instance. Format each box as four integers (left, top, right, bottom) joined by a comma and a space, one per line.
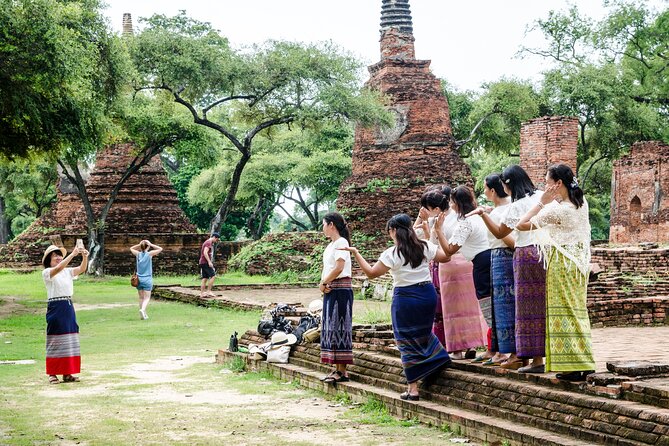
229, 331, 239, 352
292, 315, 321, 344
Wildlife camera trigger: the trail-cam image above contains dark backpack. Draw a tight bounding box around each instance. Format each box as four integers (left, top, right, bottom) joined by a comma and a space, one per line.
292, 315, 321, 344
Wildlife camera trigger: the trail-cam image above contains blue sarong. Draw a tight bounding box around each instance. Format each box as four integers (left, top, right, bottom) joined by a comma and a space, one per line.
392, 282, 451, 383
490, 248, 516, 353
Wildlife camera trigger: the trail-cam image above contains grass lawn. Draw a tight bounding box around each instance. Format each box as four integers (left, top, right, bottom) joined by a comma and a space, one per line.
0, 270, 473, 445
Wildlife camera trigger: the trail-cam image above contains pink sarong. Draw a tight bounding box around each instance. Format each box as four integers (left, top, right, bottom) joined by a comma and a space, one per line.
440, 253, 488, 352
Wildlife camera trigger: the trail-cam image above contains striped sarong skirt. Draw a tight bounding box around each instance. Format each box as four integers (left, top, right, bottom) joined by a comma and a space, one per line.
46, 298, 81, 375
392, 282, 451, 383
513, 246, 546, 358
321, 278, 353, 365
490, 248, 516, 353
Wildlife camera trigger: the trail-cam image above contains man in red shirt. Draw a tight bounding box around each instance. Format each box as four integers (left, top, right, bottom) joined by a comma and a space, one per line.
199, 233, 220, 298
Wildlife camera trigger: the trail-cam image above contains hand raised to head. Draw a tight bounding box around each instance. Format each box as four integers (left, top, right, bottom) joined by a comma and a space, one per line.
418, 206, 429, 221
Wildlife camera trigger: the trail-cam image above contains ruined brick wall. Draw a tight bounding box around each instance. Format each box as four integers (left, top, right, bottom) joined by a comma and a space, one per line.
520, 116, 579, 188
609, 141, 669, 244
337, 3, 471, 251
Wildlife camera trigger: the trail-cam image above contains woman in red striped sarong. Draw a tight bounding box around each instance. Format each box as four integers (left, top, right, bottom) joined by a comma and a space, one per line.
41, 244, 88, 385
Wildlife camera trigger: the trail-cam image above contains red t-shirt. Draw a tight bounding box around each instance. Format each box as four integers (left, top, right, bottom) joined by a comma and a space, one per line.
199, 239, 214, 265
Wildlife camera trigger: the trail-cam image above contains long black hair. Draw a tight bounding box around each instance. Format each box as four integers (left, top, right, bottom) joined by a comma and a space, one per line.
450, 186, 477, 218
484, 174, 508, 198
387, 214, 428, 268
501, 165, 536, 202
547, 164, 584, 208
323, 212, 350, 243
420, 185, 451, 211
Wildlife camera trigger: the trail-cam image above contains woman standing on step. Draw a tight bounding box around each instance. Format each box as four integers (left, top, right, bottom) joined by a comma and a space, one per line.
467, 174, 516, 367
414, 186, 450, 346
42, 244, 88, 385
319, 212, 354, 384
436, 186, 494, 362
341, 213, 451, 401
476, 165, 545, 373
130, 239, 163, 320
517, 164, 595, 381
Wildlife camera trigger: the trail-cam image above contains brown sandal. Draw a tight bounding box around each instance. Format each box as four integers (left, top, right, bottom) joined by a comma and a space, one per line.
62, 375, 80, 383
48, 375, 60, 385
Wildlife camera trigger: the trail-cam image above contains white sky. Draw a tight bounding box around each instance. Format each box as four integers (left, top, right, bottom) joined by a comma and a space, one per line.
103, 0, 666, 92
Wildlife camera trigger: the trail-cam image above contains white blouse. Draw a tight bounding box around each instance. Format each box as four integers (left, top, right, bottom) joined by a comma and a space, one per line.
42, 267, 77, 300
321, 237, 352, 281
379, 241, 438, 288
502, 191, 543, 248
488, 204, 514, 249
448, 214, 491, 261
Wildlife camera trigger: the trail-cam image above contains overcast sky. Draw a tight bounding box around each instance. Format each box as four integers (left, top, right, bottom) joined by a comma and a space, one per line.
102, 0, 666, 92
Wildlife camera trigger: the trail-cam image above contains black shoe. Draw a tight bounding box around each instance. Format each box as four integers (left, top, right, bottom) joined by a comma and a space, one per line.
556, 370, 592, 381
464, 349, 477, 360
400, 391, 420, 401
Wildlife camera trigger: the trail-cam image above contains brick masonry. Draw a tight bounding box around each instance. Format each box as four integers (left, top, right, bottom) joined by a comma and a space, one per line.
0, 143, 245, 275
519, 116, 579, 188
337, 2, 472, 252
610, 140, 669, 244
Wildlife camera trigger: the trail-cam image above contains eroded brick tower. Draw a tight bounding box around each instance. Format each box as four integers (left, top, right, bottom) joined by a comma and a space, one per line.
337, 0, 472, 243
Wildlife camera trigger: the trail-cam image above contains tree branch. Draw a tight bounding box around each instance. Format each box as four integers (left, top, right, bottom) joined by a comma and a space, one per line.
203, 95, 257, 116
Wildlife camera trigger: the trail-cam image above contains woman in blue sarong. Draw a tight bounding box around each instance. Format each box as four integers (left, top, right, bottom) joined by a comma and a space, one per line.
341, 213, 451, 401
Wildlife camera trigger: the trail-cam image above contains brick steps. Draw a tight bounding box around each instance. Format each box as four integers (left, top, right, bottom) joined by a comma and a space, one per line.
289, 346, 668, 446
218, 350, 598, 446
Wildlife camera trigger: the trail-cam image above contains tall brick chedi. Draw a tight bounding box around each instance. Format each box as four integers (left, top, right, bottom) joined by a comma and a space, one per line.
519, 116, 579, 188
610, 141, 669, 244
338, 0, 472, 242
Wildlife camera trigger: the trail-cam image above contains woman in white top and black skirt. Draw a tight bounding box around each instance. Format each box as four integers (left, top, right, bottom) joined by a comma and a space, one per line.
319, 212, 354, 384
436, 186, 494, 361
342, 214, 451, 401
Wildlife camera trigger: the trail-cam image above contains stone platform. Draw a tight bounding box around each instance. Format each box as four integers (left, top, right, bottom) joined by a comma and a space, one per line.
217, 328, 669, 446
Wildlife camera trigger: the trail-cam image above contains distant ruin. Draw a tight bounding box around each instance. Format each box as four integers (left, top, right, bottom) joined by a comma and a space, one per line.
337, 0, 472, 243
609, 140, 669, 244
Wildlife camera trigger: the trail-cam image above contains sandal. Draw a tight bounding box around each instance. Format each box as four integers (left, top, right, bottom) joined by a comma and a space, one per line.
400, 391, 420, 401
62, 375, 80, 383
323, 371, 350, 384
48, 375, 60, 385
320, 371, 337, 382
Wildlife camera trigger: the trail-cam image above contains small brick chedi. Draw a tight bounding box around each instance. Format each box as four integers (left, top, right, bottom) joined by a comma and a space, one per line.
609, 140, 669, 244
0, 144, 242, 275
519, 116, 579, 188
337, 0, 472, 241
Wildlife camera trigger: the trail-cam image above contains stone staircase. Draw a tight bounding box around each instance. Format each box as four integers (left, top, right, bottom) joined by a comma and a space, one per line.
218, 329, 669, 446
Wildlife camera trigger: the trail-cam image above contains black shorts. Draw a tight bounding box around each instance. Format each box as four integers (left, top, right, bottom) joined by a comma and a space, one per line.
200, 264, 216, 279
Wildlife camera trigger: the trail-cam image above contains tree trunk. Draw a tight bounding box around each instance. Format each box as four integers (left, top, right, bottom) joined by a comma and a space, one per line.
0, 196, 9, 244
86, 226, 105, 276
210, 151, 251, 234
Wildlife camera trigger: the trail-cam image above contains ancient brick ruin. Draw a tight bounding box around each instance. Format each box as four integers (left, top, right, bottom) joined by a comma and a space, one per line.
337, 0, 472, 243
0, 143, 243, 275
519, 116, 579, 188
609, 140, 669, 244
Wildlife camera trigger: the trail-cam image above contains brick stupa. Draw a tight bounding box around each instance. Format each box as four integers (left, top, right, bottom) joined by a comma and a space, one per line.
0, 143, 198, 273
337, 0, 472, 244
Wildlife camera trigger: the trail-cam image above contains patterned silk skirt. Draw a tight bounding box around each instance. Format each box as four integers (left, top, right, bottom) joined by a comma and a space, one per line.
545, 249, 595, 372
430, 261, 446, 346
46, 299, 81, 375
320, 279, 354, 365
392, 282, 451, 383
490, 248, 516, 353
439, 254, 488, 352
513, 246, 546, 358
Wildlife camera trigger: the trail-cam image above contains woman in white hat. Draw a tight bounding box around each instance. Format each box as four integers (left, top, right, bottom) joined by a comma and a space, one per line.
319, 212, 353, 384
41, 244, 88, 384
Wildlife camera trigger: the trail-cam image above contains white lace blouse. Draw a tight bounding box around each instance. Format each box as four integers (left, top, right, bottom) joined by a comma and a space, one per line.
502, 191, 543, 248
448, 214, 491, 261
488, 203, 514, 249
529, 199, 591, 277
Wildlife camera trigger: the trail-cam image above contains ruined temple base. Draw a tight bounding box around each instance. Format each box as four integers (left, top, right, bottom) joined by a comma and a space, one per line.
218, 327, 669, 446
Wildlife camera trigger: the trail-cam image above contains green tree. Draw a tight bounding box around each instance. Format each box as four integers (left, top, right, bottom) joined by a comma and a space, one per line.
0, 0, 126, 158
131, 12, 389, 234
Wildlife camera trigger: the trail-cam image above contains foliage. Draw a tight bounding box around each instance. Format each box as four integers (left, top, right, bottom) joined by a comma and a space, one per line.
466, 149, 517, 195
131, 11, 389, 232
0, 0, 128, 158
